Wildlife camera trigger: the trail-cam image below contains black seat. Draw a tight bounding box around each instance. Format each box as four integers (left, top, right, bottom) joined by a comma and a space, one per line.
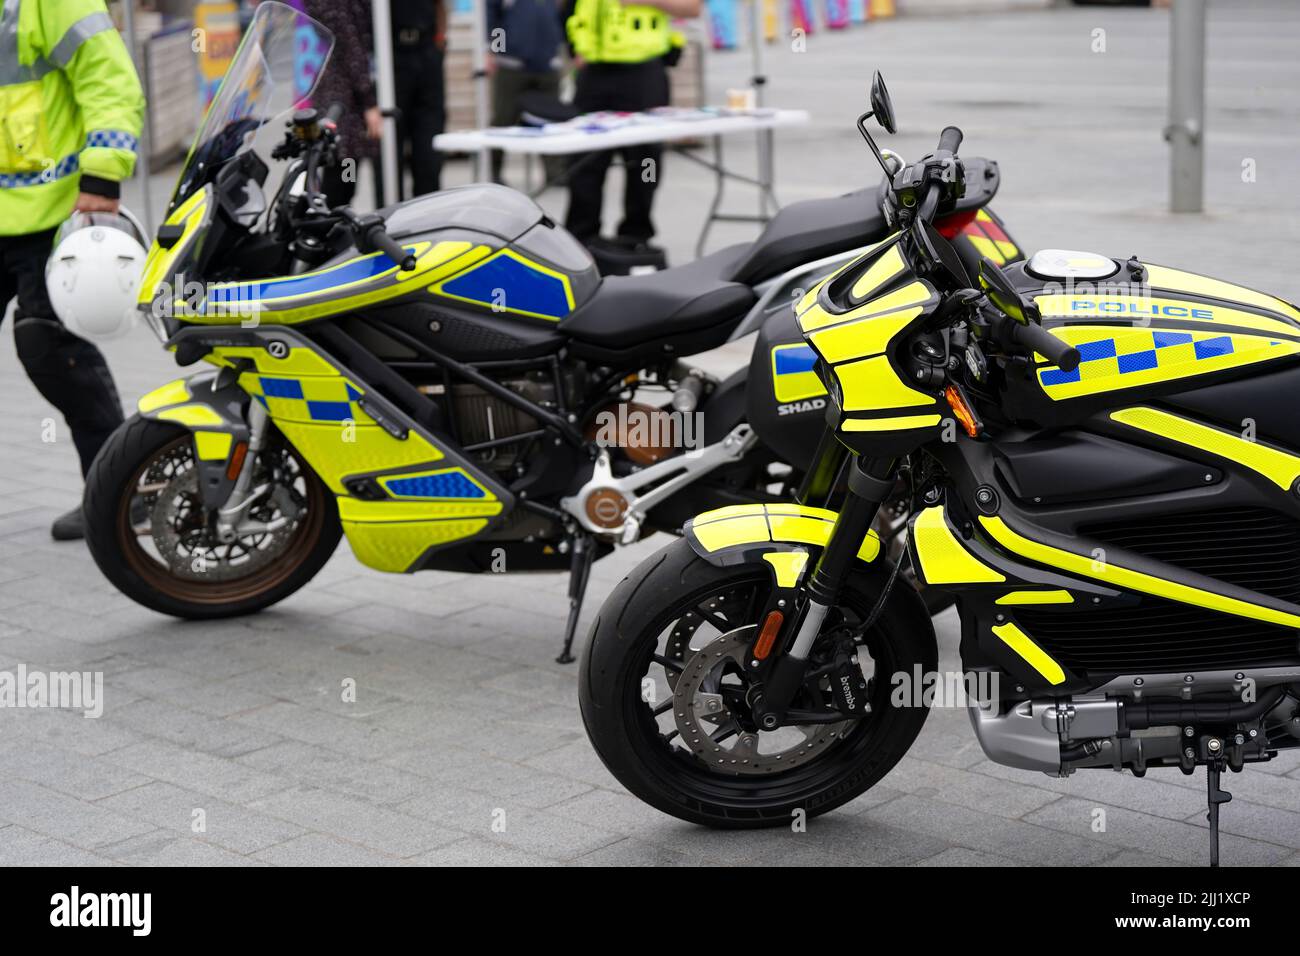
560, 248, 756, 356
727, 186, 883, 286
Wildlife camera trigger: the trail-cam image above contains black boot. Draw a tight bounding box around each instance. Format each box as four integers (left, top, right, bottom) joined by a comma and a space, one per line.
51, 507, 84, 541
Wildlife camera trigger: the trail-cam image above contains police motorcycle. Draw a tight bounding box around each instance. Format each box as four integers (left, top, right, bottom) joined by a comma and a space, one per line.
82, 3, 1019, 662
580, 73, 1300, 865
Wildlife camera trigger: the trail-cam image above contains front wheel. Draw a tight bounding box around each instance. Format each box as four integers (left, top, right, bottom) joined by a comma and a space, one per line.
580, 537, 938, 828
84, 415, 341, 619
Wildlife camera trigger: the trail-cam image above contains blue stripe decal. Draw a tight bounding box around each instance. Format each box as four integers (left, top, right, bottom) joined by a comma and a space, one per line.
208, 250, 413, 304
386, 472, 486, 499
1194, 336, 1234, 359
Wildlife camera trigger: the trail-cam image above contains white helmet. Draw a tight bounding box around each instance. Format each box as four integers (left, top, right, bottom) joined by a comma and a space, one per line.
45, 208, 149, 340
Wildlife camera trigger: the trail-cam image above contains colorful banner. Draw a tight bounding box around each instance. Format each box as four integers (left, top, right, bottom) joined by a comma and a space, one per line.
195, 1, 241, 106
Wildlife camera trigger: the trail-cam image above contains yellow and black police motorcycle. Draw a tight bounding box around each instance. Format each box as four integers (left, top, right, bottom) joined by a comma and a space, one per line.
580, 74, 1300, 865
83, 3, 1021, 661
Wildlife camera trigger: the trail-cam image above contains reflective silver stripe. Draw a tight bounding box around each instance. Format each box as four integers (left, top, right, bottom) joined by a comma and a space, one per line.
0, 0, 54, 86
48, 11, 113, 67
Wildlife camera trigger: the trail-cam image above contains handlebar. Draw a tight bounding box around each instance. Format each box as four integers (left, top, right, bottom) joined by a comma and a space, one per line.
936, 125, 963, 155
915, 125, 965, 222
1007, 318, 1081, 373
362, 221, 417, 272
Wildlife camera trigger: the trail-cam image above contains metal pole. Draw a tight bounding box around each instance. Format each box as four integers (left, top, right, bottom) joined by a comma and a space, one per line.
749, 0, 774, 218
120, 0, 152, 232
1167, 0, 1206, 213
372, 0, 400, 206
470, 0, 490, 181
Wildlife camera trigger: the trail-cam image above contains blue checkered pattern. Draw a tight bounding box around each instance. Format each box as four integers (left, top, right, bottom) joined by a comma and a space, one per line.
1041, 333, 1237, 386
248, 377, 366, 423
0, 153, 79, 188
85, 130, 139, 152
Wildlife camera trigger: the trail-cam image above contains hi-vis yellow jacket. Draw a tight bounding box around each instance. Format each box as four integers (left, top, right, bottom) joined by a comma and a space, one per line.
567, 0, 673, 64
0, 0, 145, 236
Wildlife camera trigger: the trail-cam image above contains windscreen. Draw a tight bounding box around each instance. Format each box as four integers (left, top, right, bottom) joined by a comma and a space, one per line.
168, 1, 334, 215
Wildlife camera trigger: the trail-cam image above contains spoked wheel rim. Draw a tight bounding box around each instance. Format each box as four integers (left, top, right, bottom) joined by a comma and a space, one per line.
628, 572, 902, 800
116, 435, 329, 605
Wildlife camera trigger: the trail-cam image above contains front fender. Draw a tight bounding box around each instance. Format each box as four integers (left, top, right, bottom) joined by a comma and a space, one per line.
137, 371, 251, 509
684, 503, 881, 587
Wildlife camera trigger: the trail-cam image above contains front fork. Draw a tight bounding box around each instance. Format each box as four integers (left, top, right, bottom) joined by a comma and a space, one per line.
752, 455, 897, 729
214, 398, 273, 543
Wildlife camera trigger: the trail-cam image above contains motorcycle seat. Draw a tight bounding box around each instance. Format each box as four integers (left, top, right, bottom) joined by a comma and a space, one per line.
560, 248, 757, 352
727, 186, 883, 287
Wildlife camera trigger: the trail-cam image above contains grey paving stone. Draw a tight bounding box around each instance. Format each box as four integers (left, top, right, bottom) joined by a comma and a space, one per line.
247, 785, 464, 857
912, 847, 1020, 867
96, 781, 307, 855
405, 837, 556, 866
108, 740, 292, 805
250, 833, 404, 866
1024, 797, 1291, 867
880, 756, 1063, 820
97, 830, 257, 866
0, 779, 155, 850
0, 825, 116, 866
0, 739, 150, 801
865, 795, 1117, 866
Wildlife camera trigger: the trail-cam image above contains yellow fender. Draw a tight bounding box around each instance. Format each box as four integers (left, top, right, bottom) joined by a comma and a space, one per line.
685, 503, 881, 589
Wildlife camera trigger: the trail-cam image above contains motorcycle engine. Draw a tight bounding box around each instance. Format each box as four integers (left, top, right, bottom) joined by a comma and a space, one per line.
425, 371, 566, 476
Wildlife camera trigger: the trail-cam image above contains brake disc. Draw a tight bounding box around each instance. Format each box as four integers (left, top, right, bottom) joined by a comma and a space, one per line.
147, 461, 301, 582
673, 626, 853, 775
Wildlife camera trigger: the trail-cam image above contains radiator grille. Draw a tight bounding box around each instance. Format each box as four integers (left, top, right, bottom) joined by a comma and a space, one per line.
1019, 507, 1300, 674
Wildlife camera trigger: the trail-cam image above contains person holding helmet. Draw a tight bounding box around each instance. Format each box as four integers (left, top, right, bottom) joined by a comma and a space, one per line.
0, 0, 144, 540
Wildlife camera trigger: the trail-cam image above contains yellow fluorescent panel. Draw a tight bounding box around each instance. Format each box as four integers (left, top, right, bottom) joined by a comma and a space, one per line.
841, 414, 942, 432
992, 622, 1065, 685
835, 355, 936, 411
689, 504, 880, 562
1112, 406, 1300, 490
764, 551, 809, 588
1142, 263, 1300, 324
996, 590, 1074, 605
809, 307, 923, 363
912, 506, 1005, 584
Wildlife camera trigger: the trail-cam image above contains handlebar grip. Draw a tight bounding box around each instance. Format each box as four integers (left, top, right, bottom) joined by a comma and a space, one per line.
1010, 321, 1080, 373
366, 225, 417, 271
323, 103, 344, 126
937, 125, 963, 155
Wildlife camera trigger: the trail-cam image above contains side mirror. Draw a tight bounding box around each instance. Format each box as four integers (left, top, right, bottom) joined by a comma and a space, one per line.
978, 257, 1040, 325
870, 71, 897, 134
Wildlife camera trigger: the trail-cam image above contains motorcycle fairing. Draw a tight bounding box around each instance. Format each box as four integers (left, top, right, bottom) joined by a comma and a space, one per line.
136, 187, 213, 310
137, 370, 251, 510
168, 326, 512, 573
430, 248, 577, 321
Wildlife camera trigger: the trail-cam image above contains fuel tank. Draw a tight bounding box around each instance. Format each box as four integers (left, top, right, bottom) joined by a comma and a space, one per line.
1000, 251, 1300, 427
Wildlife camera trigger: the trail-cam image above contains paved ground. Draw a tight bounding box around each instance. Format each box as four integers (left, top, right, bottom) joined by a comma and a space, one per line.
4, 0, 1300, 866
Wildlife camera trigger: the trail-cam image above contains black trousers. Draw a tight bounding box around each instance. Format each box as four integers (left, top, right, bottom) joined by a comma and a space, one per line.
564, 59, 671, 243
0, 229, 124, 477
394, 45, 446, 198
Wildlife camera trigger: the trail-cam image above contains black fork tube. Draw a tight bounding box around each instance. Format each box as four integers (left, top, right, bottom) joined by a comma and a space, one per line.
756, 456, 897, 725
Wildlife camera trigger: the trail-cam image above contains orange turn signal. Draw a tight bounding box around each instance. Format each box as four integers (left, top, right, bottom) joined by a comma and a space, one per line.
225, 441, 249, 480
752, 610, 784, 660
944, 385, 980, 438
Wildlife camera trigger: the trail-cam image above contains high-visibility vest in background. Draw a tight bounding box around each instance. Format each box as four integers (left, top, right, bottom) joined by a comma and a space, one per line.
0, 0, 144, 236
567, 0, 673, 64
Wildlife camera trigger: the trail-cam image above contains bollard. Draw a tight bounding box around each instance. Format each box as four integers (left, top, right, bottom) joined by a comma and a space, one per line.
1166, 0, 1206, 213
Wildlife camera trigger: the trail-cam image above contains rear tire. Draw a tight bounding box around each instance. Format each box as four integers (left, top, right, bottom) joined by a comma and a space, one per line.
580, 537, 938, 828
84, 415, 341, 619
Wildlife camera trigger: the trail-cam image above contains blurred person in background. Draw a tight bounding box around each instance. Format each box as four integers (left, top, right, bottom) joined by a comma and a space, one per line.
306, 0, 382, 208
562, 0, 700, 251
392, 0, 447, 197
0, 0, 143, 540
486, 0, 564, 186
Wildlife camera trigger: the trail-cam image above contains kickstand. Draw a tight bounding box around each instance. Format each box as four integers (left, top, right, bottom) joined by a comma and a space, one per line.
556, 534, 595, 665
1206, 760, 1232, 868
